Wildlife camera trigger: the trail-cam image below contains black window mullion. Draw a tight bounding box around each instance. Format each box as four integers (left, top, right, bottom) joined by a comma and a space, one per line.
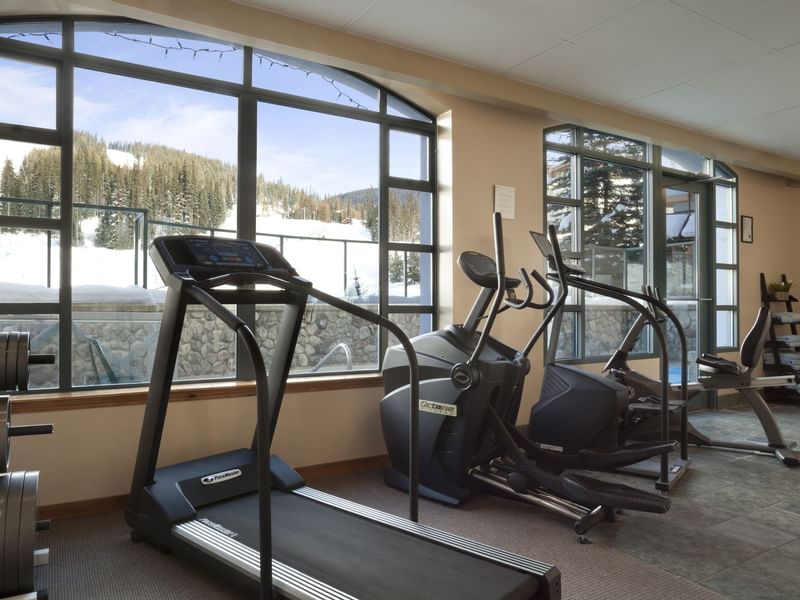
58, 20, 74, 392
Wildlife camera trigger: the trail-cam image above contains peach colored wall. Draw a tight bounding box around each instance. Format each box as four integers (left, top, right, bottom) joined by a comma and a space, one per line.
2, 0, 799, 506
11, 385, 386, 506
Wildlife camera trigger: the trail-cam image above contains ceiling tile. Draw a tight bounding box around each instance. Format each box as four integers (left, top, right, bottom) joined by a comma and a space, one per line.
508, 42, 676, 106
347, 0, 561, 72
447, 0, 645, 40
231, 0, 376, 30
672, 0, 800, 50
622, 84, 757, 131
573, 0, 769, 81
690, 52, 800, 113
705, 108, 800, 151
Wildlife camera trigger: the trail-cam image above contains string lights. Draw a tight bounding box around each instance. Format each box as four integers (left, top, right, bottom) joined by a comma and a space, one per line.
3, 29, 369, 110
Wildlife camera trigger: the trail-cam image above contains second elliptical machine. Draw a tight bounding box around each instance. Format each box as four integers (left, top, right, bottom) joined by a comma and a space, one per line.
381, 214, 674, 541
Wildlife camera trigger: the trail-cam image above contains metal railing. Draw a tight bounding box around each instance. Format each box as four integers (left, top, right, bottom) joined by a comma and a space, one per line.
0, 196, 378, 294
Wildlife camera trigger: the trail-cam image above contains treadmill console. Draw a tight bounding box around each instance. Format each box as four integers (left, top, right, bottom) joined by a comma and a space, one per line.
150, 235, 298, 282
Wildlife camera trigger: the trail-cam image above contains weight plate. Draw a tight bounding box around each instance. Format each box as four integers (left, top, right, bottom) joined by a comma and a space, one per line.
16, 333, 29, 392
0, 396, 9, 472
3, 471, 25, 595
17, 471, 38, 592
0, 473, 10, 595
0, 333, 9, 393
5, 333, 19, 393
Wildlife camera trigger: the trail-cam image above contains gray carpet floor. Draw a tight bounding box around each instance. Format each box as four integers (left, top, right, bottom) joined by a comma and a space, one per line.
33, 403, 800, 599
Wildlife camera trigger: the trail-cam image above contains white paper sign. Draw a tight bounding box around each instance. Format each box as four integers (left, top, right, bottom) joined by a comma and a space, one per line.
494, 185, 515, 220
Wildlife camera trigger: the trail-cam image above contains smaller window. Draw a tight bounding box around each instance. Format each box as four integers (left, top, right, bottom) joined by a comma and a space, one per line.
0, 21, 62, 48
715, 185, 735, 223
388, 189, 432, 244
253, 50, 379, 111
662, 147, 707, 174
583, 129, 647, 161
75, 21, 243, 82
546, 150, 575, 199
387, 95, 432, 123
545, 127, 574, 146
390, 130, 429, 181
0, 57, 57, 129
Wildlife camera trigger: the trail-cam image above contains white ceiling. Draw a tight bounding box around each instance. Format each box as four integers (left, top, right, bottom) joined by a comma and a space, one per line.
235, 0, 800, 160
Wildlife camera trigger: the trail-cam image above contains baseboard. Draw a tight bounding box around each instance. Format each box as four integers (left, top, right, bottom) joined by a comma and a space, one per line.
39, 454, 390, 521
40, 494, 128, 521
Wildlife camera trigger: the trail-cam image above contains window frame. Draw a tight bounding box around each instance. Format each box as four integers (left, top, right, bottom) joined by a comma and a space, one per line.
544, 124, 739, 363
0, 16, 437, 392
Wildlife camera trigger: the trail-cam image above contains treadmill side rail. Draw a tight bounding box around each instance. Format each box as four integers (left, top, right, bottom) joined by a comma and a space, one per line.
174, 520, 358, 600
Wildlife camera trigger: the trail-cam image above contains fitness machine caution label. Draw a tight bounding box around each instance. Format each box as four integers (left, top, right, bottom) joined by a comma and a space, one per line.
419, 399, 457, 417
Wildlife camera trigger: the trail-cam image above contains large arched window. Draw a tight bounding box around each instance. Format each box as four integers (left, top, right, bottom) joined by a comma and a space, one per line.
0, 17, 436, 390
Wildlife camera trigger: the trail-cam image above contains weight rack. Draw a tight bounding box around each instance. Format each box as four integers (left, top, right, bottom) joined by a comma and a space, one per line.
0, 332, 54, 600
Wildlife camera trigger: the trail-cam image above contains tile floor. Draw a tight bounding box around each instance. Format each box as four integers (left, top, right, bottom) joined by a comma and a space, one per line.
589, 403, 800, 600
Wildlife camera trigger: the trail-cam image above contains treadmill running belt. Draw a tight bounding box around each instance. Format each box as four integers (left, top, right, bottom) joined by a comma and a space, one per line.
197, 490, 539, 600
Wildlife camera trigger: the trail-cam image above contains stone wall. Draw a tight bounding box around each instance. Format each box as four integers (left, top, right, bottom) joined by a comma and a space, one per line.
7, 303, 424, 390
6, 302, 697, 390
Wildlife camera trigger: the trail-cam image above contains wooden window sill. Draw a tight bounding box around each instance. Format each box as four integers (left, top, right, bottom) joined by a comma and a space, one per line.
12, 374, 383, 414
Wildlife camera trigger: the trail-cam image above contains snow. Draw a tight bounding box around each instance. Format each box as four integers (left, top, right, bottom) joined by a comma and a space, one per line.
0, 215, 421, 304
105, 148, 140, 168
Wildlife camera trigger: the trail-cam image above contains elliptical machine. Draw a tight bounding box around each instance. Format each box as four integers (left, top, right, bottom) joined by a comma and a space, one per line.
526, 228, 692, 491
381, 214, 673, 541
604, 289, 800, 467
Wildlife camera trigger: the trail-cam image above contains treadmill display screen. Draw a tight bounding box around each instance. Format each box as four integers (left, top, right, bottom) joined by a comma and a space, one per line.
185, 238, 267, 270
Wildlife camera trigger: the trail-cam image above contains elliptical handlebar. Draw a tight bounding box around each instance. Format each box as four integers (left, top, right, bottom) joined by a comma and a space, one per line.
503, 268, 554, 311
451, 212, 507, 391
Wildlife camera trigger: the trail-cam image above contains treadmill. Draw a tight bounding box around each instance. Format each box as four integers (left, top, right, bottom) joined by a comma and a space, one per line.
125, 235, 561, 600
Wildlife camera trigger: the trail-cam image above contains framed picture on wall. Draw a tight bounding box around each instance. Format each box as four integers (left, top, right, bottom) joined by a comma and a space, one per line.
741, 215, 753, 243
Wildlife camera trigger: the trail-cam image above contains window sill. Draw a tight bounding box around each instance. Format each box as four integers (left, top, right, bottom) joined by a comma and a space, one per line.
12, 374, 383, 414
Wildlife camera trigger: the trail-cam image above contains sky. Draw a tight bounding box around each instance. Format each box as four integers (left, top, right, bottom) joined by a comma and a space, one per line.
0, 22, 428, 197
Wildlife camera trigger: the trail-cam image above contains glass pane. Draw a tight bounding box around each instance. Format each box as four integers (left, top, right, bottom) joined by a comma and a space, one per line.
75, 21, 242, 83
545, 128, 574, 145
546, 203, 577, 255
716, 269, 736, 306
0, 21, 62, 48
716, 310, 736, 348
583, 130, 646, 161
388, 189, 432, 244
284, 237, 345, 296
72, 307, 163, 386
387, 312, 434, 349
258, 102, 379, 300
345, 241, 379, 302
0, 56, 56, 129
259, 302, 379, 374
390, 130, 429, 181
551, 312, 578, 360
388, 251, 432, 305
585, 306, 642, 357
174, 305, 236, 382
665, 187, 695, 298
582, 158, 646, 293
714, 163, 736, 181
253, 50, 378, 111
666, 301, 698, 382
716, 226, 735, 264
387, 95, 431, 123
0, 315, 59, 390
74, 68, 238, 293
715, 185, 735, 223
546, 150, 574, 198
0, 228, 59, 294
0, 140, 61, 208
661, 147, 707, 173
